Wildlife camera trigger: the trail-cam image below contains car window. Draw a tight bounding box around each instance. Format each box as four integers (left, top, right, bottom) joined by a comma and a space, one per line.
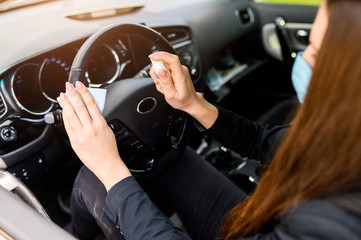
254, 0, 321, 5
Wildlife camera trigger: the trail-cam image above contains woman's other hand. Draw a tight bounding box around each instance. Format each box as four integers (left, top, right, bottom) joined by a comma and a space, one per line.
149, 52, 218, 129
59, 81, 131, 191
149, 52, 200, 113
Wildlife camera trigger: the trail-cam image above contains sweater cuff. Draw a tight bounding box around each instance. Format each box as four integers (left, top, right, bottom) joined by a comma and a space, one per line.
204, 106, 230, 136
194, 105, 227, 133
102, 176, 142, 224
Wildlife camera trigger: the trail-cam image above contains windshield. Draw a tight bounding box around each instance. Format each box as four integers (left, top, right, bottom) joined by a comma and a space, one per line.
0, 0, 56, 13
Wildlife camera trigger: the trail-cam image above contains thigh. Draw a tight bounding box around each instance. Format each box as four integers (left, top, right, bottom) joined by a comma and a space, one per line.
70, 166, 124, 240
156, 147, 247, 240
71, 148, 246, 240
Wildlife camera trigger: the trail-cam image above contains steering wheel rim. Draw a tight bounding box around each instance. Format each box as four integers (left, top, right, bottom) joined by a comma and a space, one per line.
69, 23, 176, 84
68, 23, 190, 174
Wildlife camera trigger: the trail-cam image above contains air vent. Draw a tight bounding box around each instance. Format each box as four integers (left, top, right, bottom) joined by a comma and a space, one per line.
0, 93, 7, 118
65, 5, 144, 20
236, 8, 254, 25
159, 29, 189, 44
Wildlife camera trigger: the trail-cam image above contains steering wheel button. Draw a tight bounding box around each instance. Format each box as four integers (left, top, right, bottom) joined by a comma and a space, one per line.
0, 126, 17, 142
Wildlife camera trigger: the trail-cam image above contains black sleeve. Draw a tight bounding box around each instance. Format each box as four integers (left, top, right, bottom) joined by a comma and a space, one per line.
104, 178, 361, 240
202, 106, 289, 162
102, 176, 191, 240
241, 200, 361, 240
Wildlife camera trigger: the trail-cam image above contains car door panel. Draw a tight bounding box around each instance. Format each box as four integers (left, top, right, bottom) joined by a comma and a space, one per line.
253, 3, 318, 61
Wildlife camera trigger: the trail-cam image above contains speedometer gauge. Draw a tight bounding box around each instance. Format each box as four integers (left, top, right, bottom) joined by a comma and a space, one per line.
40, 56, 71, 102
11, 64, 53, 115
86, 44, 120, 87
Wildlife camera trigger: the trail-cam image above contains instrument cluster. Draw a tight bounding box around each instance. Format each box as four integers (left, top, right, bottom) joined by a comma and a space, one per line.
8, 36, 139, 116
3, 27, 200, 119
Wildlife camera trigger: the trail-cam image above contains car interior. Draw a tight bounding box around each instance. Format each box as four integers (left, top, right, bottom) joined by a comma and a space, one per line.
0, 0, 319, 239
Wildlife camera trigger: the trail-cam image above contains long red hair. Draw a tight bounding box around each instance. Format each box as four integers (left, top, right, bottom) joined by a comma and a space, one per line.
220, 0, 361, 238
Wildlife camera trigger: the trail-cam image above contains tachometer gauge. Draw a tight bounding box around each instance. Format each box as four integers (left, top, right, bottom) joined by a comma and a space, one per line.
86, 44, 120, 87
11, 64, 53, 115
40, 56, 71, 102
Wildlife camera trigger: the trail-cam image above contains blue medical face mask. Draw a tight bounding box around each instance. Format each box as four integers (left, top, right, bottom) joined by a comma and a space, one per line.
291, 51, 312, 103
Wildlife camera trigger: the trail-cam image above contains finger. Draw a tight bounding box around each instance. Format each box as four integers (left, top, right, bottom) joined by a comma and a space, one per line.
180, 65, 193, 85
63, 111, 76, 142
148, 52, 183, 76
149, 68, 165, 94
157, 69, 178, 97
59, 92, 82, 134
75, 81, 103, 121
65, 82, 92, 126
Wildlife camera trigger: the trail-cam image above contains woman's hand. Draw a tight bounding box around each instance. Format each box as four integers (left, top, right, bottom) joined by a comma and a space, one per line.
59, 81, 131, 191
149, 51, 218, 129
149, 52, 200, 113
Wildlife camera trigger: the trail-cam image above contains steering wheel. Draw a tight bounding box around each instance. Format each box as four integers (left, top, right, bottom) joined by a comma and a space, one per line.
68, 23, 189, 174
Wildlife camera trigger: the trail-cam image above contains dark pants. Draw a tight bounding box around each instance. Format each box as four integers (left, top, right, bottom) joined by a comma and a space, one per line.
70, 147, 247, 240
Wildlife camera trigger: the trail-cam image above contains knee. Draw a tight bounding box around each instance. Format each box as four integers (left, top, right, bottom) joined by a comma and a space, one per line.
71, 166, 107, 216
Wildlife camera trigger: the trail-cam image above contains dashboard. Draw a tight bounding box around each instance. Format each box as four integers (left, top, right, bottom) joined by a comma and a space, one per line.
0, 0, 259, 181
4, 28, 200, 117
0, 25, 202, 175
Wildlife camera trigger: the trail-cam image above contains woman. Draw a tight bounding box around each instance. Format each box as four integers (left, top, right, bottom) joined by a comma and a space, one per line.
60, 0, 361, 239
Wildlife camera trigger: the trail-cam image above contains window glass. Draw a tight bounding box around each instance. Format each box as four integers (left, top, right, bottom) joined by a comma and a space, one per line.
254, 0, 321, 5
